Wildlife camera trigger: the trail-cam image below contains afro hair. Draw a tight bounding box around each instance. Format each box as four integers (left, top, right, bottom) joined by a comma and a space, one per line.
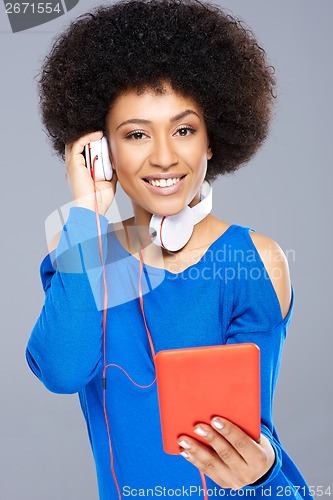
38, 0, 277, 182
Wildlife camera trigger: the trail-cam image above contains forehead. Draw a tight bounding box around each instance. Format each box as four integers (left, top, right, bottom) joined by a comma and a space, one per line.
107, 83, 203, 123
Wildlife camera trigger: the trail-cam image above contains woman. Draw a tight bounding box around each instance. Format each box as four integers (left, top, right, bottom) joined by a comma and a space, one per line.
26, 0, 313, 498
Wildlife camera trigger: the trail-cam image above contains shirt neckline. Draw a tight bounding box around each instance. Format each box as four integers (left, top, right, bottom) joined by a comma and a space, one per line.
111, 222, 237, 276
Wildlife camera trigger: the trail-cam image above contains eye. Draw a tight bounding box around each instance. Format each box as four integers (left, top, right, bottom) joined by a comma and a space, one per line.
124, 130, 148, 140
174, 126, 196, 137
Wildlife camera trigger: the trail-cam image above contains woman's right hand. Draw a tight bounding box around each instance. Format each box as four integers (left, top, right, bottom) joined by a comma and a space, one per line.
65, 131, 118, 216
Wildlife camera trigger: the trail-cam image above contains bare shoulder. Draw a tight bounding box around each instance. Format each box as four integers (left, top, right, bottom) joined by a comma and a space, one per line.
206, 214, 233, 239
47, 231, 62, 254
249, 231, 292, 320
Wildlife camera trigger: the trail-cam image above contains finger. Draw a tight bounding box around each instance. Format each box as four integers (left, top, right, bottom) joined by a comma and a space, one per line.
71, 131, 104, 156
210, 417, 261, 464
178, 437, 233, 489
193, 424, 247, 472
66, 131, 104, 176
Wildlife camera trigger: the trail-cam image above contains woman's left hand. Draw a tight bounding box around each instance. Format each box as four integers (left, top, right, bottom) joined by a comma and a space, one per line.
178, 417, 275, 490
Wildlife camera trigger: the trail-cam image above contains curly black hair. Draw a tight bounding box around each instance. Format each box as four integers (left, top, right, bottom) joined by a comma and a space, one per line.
38, 0, 276, 182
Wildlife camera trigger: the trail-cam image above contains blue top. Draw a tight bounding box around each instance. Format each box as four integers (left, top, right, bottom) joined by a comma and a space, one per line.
26, 207, 313, 499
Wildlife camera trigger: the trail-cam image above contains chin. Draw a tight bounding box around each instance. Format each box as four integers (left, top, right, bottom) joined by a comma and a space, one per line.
149, 201, 188, 218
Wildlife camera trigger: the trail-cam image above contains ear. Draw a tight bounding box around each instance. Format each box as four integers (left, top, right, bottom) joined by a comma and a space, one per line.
207, 147, 213, 160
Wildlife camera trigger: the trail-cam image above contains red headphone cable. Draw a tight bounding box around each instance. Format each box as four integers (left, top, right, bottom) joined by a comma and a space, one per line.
90, 155, 208, 500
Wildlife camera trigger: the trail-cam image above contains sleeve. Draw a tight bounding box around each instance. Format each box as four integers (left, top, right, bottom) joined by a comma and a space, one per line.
26, 207, 109, 394
224, 227, 295, 488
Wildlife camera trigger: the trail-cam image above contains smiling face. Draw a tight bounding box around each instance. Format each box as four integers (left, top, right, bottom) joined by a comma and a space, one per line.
105, 83, 212, 225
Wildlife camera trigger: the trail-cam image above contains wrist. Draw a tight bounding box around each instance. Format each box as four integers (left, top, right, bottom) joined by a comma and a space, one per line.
73, 199, 107, 216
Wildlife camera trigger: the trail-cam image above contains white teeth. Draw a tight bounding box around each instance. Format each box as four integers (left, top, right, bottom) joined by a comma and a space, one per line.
149, 177, 181, 187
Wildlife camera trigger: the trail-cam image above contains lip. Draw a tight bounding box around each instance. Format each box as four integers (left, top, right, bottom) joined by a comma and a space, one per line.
143, 173, 187, 181
143, 175, 187, 196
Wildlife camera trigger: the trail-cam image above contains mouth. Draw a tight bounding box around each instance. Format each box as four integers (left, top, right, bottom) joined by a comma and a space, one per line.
143, 175, 186, 188
142, 174, 187, 196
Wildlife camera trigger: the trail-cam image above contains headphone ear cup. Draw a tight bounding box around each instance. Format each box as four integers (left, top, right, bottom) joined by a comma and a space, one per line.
100, 136, 113, 181
149, 215, 163, 247
150, 208, 194, 252
84, 137, 113, 181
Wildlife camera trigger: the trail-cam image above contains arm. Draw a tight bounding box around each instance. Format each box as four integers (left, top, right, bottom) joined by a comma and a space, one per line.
26, 207, 109, 394
26, 131, 117, 394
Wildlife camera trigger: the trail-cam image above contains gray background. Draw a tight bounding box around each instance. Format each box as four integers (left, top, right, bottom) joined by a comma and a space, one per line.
1, 0, 332, 498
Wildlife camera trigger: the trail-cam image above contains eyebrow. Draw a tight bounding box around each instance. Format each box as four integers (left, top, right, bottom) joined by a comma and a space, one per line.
116, 109, 201, 130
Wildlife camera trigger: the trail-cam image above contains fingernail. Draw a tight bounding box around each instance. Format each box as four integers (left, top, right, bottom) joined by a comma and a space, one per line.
180, 451, 189, 459
212, 418, 224, 430
178, 439, 191, 450
194, 426, 208, 437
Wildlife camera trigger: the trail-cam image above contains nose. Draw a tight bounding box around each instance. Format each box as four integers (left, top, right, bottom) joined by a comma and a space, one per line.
149, 135, 178, 169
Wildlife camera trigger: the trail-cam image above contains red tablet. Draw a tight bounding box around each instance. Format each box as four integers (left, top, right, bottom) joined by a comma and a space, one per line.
155, 343, 261, 454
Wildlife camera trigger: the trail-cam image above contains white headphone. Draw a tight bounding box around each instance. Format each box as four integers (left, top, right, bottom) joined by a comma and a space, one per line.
85, 137, 213, 252
84, 136, 113, 181
149, 180, 212, 251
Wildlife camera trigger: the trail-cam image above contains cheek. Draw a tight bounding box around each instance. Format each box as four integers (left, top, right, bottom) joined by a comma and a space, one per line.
192, 151, 209, 183
112, 142, 145, 171
181, 137, 209, 163
189, 149, 209, 173
112, 148, 143, 190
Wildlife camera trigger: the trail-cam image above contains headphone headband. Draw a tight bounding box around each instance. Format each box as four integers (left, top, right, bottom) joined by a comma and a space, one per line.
192, 181, 212, 225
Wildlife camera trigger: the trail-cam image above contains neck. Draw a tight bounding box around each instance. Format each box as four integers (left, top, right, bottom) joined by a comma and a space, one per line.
130, 191, 202, 252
